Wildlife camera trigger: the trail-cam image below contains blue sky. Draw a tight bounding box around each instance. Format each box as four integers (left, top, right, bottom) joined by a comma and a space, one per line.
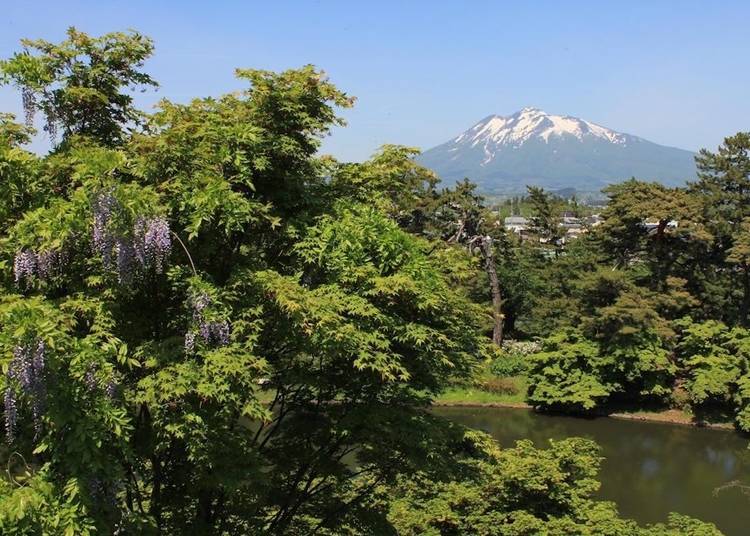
1, 1, 749, 161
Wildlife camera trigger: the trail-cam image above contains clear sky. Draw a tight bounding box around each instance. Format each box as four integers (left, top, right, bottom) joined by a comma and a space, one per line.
1, 1, 749, 161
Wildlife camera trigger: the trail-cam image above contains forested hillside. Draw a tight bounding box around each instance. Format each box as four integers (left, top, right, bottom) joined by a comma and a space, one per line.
0, 28, 732, 535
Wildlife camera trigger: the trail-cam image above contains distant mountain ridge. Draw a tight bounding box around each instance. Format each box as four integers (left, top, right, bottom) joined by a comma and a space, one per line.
416, 107, 696, 194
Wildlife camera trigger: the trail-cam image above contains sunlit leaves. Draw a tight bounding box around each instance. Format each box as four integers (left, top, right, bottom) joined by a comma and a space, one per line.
527, 329, 615, 411
0, 27, 157, 146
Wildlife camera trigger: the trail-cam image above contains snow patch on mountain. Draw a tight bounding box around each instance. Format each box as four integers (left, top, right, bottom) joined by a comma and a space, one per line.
455, 107, 631, 160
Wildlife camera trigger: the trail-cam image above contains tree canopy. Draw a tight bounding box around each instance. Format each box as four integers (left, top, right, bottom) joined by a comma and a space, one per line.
0, 28, 731, 535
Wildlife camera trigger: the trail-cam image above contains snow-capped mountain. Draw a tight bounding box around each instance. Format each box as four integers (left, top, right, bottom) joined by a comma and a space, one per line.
416, 107, 696, 194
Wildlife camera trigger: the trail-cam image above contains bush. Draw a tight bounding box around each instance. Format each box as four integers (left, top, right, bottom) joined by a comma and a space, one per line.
478, 377, 519, 395
501, 339, 542, 355
527, 329, 615, 411
670, 383, 691, 410
489, 339, 540, 377
388, 431, 723, 536
490, 352, 527, 377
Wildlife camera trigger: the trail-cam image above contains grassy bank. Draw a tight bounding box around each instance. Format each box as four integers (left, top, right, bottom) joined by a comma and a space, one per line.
434, 368, 735, 430
434, 375, 528, 406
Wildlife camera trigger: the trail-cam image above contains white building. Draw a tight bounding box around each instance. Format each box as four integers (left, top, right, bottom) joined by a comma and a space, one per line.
504, 216, 529, 234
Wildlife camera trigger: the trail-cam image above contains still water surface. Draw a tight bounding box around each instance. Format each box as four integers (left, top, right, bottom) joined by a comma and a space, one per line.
434, 407, 750, 536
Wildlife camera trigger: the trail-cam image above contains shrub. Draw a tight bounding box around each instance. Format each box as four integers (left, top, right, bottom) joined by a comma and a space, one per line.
489, 339, 540, 377
490, 352, 527, 377
670, 383, 691, 410
501, 339, 542, 355
527, 329, 615, 411
478, 377, 519, 395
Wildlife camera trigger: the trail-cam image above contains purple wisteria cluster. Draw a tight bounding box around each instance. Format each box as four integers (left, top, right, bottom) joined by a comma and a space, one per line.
14, 248, 65, 285
21, 87, 36, 127
20, 87, 58, 140
184, 292, 231, 353
105, 379, 118, 400
4, 339, 47, 442
92, 191, 172, 284
84, 364, 99, 392
84, 363, 119, 401
4, 389, 16, 443
134, 217, 172, 274
93, 190, 120, 268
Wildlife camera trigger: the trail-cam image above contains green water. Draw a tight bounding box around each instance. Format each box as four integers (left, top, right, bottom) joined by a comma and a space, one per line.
434, 407, 750, 536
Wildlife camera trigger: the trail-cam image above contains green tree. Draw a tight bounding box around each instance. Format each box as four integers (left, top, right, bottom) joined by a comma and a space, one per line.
692, 133, 750, 324
673, 318, 750, 430
436, 180, 506, 345
0, 114, 43, 234
387, 426, 721, 536
596, 180, 705, 290
526, 185, 563, 246
0, 30, 487, 534
527, 329, 614, 411
330, 144, 440, 235
0, 27, 157, 146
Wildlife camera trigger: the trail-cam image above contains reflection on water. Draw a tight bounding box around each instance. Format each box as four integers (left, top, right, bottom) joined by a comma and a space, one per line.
434, 406, 750, 536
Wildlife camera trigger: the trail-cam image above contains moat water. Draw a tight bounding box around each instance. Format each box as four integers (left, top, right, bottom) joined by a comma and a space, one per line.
435, 406, 750, 535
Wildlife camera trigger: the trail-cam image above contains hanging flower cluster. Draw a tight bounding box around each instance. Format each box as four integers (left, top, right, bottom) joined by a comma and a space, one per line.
105, 379, 118, 400
134, 216, 172, 274
83, 362, 119, 401
13, 248, 65, 285
21, 87, 35, 127
3, 389, 16, 443
20, 87, 58, 141
184, 292, 231, 353
84, 364, 99, 392
92, 191, 172, 284
93, 190, 120, 268
4, 338, 47, 442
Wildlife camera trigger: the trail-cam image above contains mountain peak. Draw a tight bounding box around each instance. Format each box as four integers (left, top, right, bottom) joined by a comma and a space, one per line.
417, 109, 696, 195
456, 108, 629, 149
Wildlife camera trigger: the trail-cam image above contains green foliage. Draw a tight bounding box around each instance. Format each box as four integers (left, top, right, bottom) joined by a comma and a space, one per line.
597, 180, 702, 269
0, 27, 157, 146
0, 115, 43, 236
526, 185, 563, 246
673, 318, 750, 430
0, 473, 96, 536
690, 132, 750, 324
675, 320, 743, 405
489, 340, 539, 377
526, 270, 679, 410
527, 330, 614, 411
330, 144, 440, 234
490, 352, 527, 378
387, 427, 721, 536
694, 132, 750, 239
0, 29, 488, 535
0, 26, 742, 535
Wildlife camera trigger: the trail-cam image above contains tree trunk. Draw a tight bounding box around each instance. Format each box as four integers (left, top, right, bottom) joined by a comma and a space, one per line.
482, 236, 504, 346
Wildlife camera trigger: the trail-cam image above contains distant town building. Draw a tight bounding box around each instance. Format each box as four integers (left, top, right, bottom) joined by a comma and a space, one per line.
504, 216, 529, 234
560, 216, 582, 228
501, 213, 662, 246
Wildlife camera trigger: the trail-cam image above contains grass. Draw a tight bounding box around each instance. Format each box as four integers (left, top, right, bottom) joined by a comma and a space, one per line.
433, 363, 736, 430
434, 375, 529, 406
